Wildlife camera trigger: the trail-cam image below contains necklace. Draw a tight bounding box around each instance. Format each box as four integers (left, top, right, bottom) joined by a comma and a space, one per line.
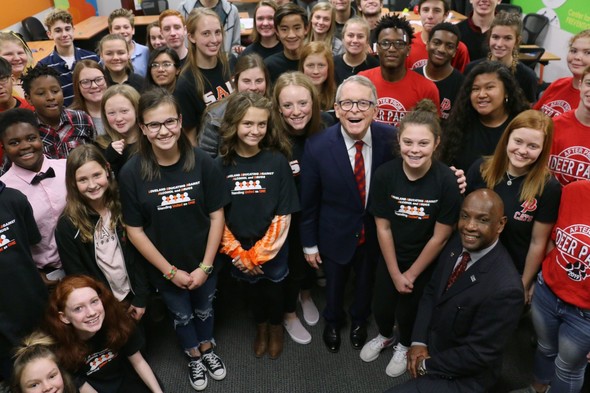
506, 172, 523, 186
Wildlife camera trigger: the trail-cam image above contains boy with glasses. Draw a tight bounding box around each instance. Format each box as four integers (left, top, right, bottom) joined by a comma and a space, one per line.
37, 9, 100, 107
359, 14, 439, 127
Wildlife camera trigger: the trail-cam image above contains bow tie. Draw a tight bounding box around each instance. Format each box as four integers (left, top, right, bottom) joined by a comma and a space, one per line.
31, 167, 56, 185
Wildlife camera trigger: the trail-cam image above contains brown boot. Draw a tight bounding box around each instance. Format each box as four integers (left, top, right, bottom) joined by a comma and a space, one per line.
268, 324, 284, 359
254, 323, 269, 358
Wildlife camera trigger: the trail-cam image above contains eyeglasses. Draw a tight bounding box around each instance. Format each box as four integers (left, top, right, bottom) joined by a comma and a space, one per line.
0, 75, 11, 85
79, 76, 106, 88
337, 99, 375, 112
150, 62, 175, 69
377, 40, 408, 50
143, 117, 180, 133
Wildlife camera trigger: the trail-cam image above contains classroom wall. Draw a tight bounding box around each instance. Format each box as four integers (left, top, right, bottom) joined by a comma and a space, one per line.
0, 0, 53, 30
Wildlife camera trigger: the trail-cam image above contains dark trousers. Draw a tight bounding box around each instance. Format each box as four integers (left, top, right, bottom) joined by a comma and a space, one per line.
385, 374, 484, 393
373, 258, 432, 346
323, 245, 377, 328
249, 279, 284, 325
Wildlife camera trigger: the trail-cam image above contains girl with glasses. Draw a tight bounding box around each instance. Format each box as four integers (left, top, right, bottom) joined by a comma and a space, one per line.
70, 60, 109, 136
145, 47, 181, 93
119, 88, 228, 391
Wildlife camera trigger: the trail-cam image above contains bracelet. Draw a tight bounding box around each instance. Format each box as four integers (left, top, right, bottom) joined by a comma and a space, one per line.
163, 265, 177, 280
199, 263, 213, 275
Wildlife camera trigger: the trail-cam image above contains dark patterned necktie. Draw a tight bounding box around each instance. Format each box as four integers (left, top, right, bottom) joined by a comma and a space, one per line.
354, 141, 366, 245
445, 251, 471, 291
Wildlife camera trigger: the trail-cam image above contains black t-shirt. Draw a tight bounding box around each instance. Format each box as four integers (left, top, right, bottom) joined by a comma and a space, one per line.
369, 158, 462, 270
0, 185, 46, 355
119, 148, 229, 279
220, 150, 300, 241
457, 18, 487, 61
414, 67, 465, 121
264, 52, 299, 84
333, 54, 380, 85
77, 328, 143, 392
451, 117, 512, 172
173, 63, 232, 130
466, 158, 562, 273
241, 41, 283, 59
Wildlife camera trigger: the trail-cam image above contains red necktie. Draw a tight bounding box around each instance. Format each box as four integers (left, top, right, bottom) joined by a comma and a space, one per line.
354, 141, 366, 245
445, 251, 471, 291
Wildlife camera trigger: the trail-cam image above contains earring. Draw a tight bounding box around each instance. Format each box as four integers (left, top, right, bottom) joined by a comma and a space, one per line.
505, 97, 508, 103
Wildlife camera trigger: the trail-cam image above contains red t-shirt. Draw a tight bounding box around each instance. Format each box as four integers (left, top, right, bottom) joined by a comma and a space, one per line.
358, 67, 440, 127
406, 31, 470, 73
549, 110, 590, 186
533, 77, 579, 118
542, 180, 590, 309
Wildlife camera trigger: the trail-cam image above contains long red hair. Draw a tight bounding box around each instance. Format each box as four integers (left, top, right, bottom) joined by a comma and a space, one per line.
43, 275, 135, 372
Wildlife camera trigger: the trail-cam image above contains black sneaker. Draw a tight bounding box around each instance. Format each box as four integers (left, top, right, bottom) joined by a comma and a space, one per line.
201, 349, 227, 381
188, 359, 208, 391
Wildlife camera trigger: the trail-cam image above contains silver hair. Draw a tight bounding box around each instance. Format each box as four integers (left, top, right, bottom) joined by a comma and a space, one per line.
335, 75, 377, 104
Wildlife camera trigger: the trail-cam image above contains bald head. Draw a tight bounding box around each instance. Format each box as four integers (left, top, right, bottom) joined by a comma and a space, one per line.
459, 189, 506, 252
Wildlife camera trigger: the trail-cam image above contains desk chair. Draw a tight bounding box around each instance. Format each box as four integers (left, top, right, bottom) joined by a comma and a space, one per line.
519, 46, 545, 71
522, 13, 549, 45
142, 0, 169, 16
496, 4, 523, 14
21, 17, 48, 41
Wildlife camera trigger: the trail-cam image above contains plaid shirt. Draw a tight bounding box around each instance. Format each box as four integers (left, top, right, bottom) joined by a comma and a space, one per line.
37, 109, 95, 159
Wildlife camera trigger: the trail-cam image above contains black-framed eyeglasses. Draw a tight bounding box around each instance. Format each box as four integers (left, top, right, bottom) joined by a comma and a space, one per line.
377, 40, 408, 50
0, 75, 11, 85
143, 117, 180, 133
337, 99, 375, 112
150, 62, 175, 69
79, 76, 106, 88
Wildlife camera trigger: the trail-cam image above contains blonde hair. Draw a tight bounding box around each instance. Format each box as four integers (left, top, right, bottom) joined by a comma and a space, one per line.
98, 84, 140, 149
44, 8, 73, 29
307, 2, 337, 47
108, 8, 135, 29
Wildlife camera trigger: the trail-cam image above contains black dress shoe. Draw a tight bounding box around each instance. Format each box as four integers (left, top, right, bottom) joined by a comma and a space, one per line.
323, 325, 341, 353
350, 324, 367, 350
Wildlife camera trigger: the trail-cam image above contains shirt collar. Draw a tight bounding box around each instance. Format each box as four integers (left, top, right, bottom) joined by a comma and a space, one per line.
463, 239, 498, 264
10, 156, 49, 184
340, 125, 372, 151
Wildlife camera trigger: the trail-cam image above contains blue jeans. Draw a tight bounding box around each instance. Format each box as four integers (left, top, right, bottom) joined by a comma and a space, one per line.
531, 272, 590, 393
155, 271, 218, 352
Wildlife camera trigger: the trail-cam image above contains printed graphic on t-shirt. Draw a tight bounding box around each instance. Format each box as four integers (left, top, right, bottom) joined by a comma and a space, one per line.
539, 101, 571, 118
149, 181, 199, 211
375, 98, 407, 126
440, 98, 452, 120
204, 82, 233, 106
410, 59, 427, 70
0, 219, 16, 251
554, 224, 590, 282
391, 195, 436, 220
86, 348, 117, 375
228, 171, 271, 195
549, 146, 590, 186
514, 199, 538, 222
289, 160, 301, 176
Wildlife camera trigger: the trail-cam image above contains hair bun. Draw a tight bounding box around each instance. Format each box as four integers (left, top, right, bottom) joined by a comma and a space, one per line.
412, 99, 438, 114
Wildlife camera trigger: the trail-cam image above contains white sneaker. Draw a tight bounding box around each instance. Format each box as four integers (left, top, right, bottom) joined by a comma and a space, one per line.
284, 317, 312, 344
386, 344, 408, 377
299, 294, 320, 326
360, 334, 395, 362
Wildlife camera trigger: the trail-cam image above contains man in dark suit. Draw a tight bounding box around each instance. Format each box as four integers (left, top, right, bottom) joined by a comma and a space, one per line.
387, 189, 524, 393
300, 75, 397, 353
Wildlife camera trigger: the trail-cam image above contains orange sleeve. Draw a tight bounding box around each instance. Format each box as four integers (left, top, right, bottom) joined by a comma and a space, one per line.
246, 215, 291, 267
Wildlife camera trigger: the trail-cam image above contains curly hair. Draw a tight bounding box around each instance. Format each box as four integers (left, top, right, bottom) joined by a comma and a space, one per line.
44, 9, 73, 29
108, 8, 135, 30
20, 65, 60, 97
272, 71, 322, 142
11, 332, 77, 393
43, 275, 135, 372
220, 91, 291, 164
63, 144, 122, 242
299, 41, 336, 110
373, 13, 414, 45
439, 61, 530, 165
480, 109, 554, 203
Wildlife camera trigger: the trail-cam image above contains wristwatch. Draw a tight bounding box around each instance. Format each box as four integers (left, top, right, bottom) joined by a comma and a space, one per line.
417, 358, 427, 376
199, 263, 214, 275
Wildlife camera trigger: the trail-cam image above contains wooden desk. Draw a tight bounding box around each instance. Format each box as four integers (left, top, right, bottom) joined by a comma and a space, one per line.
74, 16, 108, 40
29, 40, 55, 64
135, 15, 159, 26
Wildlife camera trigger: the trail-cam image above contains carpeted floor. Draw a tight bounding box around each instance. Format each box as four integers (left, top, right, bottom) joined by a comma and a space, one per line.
144, 270, 540, 393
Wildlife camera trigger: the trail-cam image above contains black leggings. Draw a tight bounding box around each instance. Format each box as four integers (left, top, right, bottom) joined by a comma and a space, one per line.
372, 259, 432, 346
249, 279, 284, 325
